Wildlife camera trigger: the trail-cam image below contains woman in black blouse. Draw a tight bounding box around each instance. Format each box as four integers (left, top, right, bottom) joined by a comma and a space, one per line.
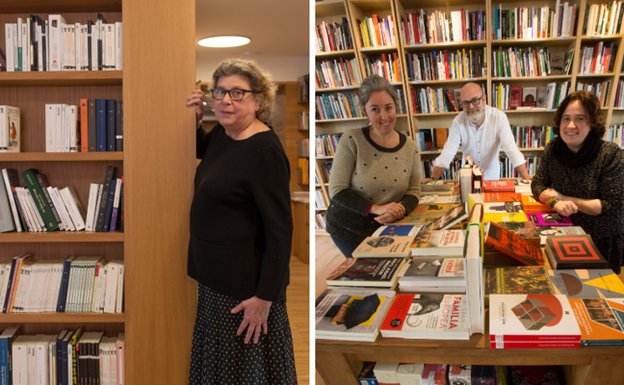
532, 91, 624, 273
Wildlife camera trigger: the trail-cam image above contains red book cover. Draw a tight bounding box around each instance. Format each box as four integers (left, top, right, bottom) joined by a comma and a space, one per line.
545, 235, 609, 269
483, 180, 515, 192
80, 99, 89, 153
403, 13, 410, 45
372, 14, 382, 46
509, 85, 522, 110
485, 222, 545, 266
411, 12, 419, 44
443, 50, 450, 79
445, 91, 458, 111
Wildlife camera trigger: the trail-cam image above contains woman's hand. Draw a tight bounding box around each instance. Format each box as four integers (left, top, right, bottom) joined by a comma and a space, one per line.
370, 202, 406, 219
553, 200, 579, 216
231, 296, 272, 344
374, 212, 400, 224
538, 188, 560, 204
186, 88, 205, 127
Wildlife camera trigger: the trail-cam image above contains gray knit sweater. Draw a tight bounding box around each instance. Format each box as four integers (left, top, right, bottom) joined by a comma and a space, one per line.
326, 127, 422, 241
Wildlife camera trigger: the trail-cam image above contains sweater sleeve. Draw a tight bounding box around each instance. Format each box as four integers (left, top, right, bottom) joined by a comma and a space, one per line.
251, 144, 293, 302
531, 143, 554, 199
196, 125, 215, 159
597, 145, 624, 216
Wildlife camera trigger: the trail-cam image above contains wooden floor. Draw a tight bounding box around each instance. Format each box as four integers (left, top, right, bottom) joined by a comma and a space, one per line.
288, 255, 310, 385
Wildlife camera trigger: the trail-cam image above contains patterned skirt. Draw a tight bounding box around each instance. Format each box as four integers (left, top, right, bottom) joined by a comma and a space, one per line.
189, 284, 298, 385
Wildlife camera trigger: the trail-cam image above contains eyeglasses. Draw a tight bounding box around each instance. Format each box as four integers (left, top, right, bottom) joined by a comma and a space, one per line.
460, 95, 483, 108
210, 88, 256, 101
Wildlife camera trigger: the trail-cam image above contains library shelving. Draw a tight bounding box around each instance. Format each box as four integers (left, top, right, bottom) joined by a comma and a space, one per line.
0, 0, 196, 384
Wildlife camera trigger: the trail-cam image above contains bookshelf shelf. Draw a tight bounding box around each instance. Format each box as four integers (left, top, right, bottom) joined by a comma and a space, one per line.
0, 232, 124, 243
0, 70, 123, 87
0, 312, 125, 323
0, 0, 121, 13
410, 77, 487, 85
359, 46, 399, 54
0, 152, 123, 161
403, 40, 486, 50
581, 34, 623, 42
316, 85, 361, 92
491, 37, 576, 47
315, 49, 358, 59
491, 75, 572, 82
317, 117, 368, 123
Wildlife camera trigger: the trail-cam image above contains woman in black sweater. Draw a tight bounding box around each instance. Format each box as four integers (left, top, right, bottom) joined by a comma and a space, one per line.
532, 91, 624, 273
185, 59, 296, 384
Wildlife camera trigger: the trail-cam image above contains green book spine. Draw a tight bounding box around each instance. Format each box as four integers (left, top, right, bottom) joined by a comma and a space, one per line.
21, 169, 59, 231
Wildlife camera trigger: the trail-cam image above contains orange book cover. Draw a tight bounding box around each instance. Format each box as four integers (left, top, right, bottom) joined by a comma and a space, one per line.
483, 180, 515, 192
569, 298, 624, 346
80, 99, 88, 153
484, 222, 545, 266
392, 53, 400, 82
521, 195, 552, 213
484, 192, 519, 202
435, 128, 448, 149
372, 14, 382, 46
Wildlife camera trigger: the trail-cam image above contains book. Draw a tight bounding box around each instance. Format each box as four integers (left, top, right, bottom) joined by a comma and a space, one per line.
0, 177, 15, 233
464, 223, 484, 334
545, 235, 609, 269
96, 99, 107, 151
352, 236, 413, 258
96, 166, 116, 232
398, 257, 465, 292
0, 325, 20, 384
315, 288, 395, 342
549, 269, 624, 299
489, 294, 581, 347
483, 192, 518, 202
425, 202, 469, 231
418, 194, 437, 205
20, 169, 58, 231
484, 266, 554, 297
0, 106, 20, 153
509, 85, 522, 110
536, 87, 548, 108
570, 298, 624, 346
371, 224, 422, 237
325, 257, 406, 288
379, 293, 470, 340
482, 180, 515, 192
522, 87, 537, 107
549, 52, 565, 75
528, 212, 573, 226
409, 229, 465, 256
484, 222, 545, 266
490, 221, 585, 246
520, 194, 552, 213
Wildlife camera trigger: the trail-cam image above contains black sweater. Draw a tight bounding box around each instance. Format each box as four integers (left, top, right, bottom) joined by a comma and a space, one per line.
187, 124, 293, 302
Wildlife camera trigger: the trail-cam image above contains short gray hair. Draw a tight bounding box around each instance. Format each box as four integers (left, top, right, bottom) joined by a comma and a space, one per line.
358, 75, 398, 108
211, 58, 277, 122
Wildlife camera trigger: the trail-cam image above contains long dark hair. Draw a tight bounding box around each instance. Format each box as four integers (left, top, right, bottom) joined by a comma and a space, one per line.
553, 91, 606, 138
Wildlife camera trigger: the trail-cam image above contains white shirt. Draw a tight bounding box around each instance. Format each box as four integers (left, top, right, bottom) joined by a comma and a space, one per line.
434, 104, 525, 181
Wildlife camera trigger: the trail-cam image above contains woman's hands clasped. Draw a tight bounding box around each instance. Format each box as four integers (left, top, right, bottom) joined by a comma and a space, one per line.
186, 88, 205, 127
539, 187, 579, 216
370, 202, 406, 224
231, 296, 273, 344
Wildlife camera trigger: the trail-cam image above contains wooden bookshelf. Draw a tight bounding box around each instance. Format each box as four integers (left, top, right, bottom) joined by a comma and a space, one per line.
0, 1, 196, 385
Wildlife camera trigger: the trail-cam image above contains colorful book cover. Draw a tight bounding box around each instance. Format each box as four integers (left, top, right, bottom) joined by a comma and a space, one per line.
483, 201, 524, 214
418, 194, 438, 205
483, 180, 515, 192
521, 195, 552, 213
400, 257, 465, 284
352, 236, 413, 258
491, 222, 585, 246
484, 192, 519, 202
484, 266, 554, 296
545, 235, 609, 269
482, 212, 529, 223
326, 257, 406, 287
489, 294, 581, 346
484, 222, 545, 266
380, 293, 470, 340
569, 298, 624, 346
410, 230, 465, 256
425, 203, 469, 231
528, 212, 573, 226
372, 224, 423, 237
549, 269, 624, 299
315, 288, 395, 342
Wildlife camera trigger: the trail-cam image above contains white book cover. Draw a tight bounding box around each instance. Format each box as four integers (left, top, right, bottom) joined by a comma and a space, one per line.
115, 262, 124, 313
104, 24, 115, 70
103, 262, 119, 313
20, 19, 29, 72
91, 21, 99, 71
37, 262, 52, 312
28, 263, 41, 313
16, 18, 23, 71
74, 22, 81, 72
12, 335, 33, 385
5, 24, 15, 71
60, 186, 85, 230
93, 262, 106, 312
2, 169, 21, 232
12, 262, 31, 313
85, 183, 100, 232
44, 104, 56, 152
115, 22, 122, 70
22, 188, 44, 231
5, 106, 20, 153
54, 104, 63, 152
17, 187, 37, 232
92, 184, 104, 231
65, 261, 80, 312
49, 262, 64, 312
47, 187, 72, 231
0, 106, 7, 151
34, 335, 53, 385
0, 263, 8, 311
47, 16, 64, 71
81, 25, 88, 70
62, 24, 75, 71
47, 336, 56, 385
465, 224, 484, 334
66, 105, 77, 152
36, 24, 42, 72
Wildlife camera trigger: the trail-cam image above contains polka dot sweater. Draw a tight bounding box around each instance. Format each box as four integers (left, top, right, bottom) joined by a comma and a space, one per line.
326, 127, 421, 242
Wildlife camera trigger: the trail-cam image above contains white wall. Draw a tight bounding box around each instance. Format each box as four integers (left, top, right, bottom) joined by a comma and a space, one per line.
196, 56, 309, 83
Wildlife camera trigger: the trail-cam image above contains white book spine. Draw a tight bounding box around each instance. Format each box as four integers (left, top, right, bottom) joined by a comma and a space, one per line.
61, 104, 69, 152
20, 188, 41, 232
54, 104, 62, 152
48, 15, 65, 71
74, 22, 81, 72
103, 263, 118, 314
91, 23, 99, 70
61, 186, 86, 230
20, 19, 29, 72
81, 25, 89, 70
49, 263, 64, 312
104, 24, 115, 70
44, 104, 55, 152
5, 24, 14, 72
0, 106, 7, 152
115, 22, 122, 70
0, 263, 8, 311
36, 25, 43, 71
50, 187, 75, 231
12, 339, 29, 385
67, 105, 77, 152
85, 183, 100, 232
96, 263, 107, 312
115, 263, 124, 313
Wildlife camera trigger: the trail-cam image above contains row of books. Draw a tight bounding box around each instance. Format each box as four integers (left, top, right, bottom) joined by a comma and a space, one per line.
607, 124, 624, 147
491, 47, 573, 78
416, 127, 447, 152
499, 156, 540, 178
314, 18, 353, 54
491, 83, 571, 111
0, 254, 124, 314
582, 1, 624, 36
0, 106, 20, 152
315, 133, 341, 157
315, 190, 329, 210
420, 159, 462, 180
295, 112, 309, 131
315, 211, 326, 230
399, 9, 486, 46
575, 80, 612, 107
0, 326, 125, 385
510, 125, 555, 149
357, 15, 397, 49
319, 161, 332, 183
296, 138, 309, 158
492, 3, 577, 40
363, 53, 401, 83
4, 14, 122, 72
405, 48, 486, 82
315, 58, 361, 89
578, 41, 618, 74
315, 92, 364, 121
411, 86, 470, 114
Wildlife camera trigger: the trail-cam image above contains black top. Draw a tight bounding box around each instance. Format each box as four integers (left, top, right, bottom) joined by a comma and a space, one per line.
188, 124, 293, 302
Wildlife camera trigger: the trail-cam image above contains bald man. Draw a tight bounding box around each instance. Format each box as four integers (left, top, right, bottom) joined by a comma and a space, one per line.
422, 82, 531, 182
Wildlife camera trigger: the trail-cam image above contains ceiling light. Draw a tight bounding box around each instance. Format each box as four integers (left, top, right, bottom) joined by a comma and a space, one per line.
198, 36, 250, 48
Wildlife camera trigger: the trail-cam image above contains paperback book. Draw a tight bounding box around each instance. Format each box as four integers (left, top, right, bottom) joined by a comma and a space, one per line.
569, 298, 624, 346
398, 257, 465, 293
424, 203, 469, 231
482, 180, 515, 192
489, 294, 582, 348
315, 288, 395, 342
484, 222, 545, 266
490, 221, 586, 246
521, 194, 552, 213
409, 229, 465, 256
545, 235, 609, 269
325, 257, 406, 288
379, 293, 470, 340
549, 269, 624, 299
483, 192, 518, 202
528, 212, 573, 226
352, 236, 413, 258
484, 266, 554, 299
372, 224, 423, 237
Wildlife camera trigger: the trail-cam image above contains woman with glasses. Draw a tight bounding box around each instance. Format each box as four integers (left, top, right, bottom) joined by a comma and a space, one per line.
532, 91, 624, 273
185, 59, 297, 384
422, 82, 531, 181
325, 75, 422, 258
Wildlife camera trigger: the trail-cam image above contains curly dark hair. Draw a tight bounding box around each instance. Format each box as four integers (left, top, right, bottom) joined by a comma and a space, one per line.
553, 90, 606, 138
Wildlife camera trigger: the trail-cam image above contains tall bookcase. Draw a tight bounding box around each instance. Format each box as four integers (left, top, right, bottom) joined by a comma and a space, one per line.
0, 0, 197, 384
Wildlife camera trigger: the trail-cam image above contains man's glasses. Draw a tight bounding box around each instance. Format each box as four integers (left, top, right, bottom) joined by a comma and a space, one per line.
210, 88, 256, 101
460, 95, 483, 108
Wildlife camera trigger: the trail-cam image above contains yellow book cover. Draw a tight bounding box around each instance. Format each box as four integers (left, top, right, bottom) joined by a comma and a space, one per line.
8, 254, 31, 313
71, 326, 85, 384
483, 212, 528, 223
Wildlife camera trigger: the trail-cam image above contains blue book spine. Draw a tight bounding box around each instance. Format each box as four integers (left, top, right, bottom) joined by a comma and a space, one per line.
102, 179, 116, 232
106, 99, 116, 151
56, 334, 63, 385
110, 180, 120, 233
61, 337, 68, 385
0, 337, 7, 385
116, 100, 123, 151
96, 99, 107, 152
56, 259, 73, 312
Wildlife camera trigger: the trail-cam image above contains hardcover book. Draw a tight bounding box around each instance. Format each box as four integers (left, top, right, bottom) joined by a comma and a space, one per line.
489, 294, 581, 348
528, 212, 573, 226
409, 229, 465, 256
352, 236, 413, 258
549, 269, 624, 299
522, 87, 537, 107
569, 298, 624, 346
545, 235, 609, 269
315, 288, 395, 342
325, 257, 406, 288
484, 222, 545, 266
379, 293, 470, 340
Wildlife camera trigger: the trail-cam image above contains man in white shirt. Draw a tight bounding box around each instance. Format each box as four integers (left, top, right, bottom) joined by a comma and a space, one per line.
422, 82, 532, 182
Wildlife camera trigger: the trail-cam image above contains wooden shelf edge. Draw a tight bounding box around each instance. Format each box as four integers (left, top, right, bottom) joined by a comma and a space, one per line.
0, 152, 123, 161
0, 312, 125, 323
0, 70, 123, 87
0, 232, 124, 242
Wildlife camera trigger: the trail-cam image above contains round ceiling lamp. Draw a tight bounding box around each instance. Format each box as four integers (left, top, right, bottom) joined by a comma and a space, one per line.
198, 36, 251, 48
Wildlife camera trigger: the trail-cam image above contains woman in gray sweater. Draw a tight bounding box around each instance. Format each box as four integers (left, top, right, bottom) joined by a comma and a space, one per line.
326, 75, 422, 258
